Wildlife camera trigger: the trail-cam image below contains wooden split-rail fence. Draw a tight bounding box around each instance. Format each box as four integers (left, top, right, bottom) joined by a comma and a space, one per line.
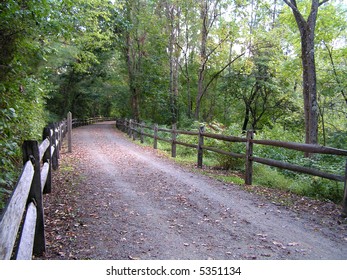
1, 115, 345, 260
0, 118, 69, 260
0, 113, 115, 260
116, 119, 347, 216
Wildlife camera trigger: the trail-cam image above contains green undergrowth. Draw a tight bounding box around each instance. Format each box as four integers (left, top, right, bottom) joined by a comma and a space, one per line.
253, 164, 344, 202
129, 123, 346, 205
205, 172, 245, 185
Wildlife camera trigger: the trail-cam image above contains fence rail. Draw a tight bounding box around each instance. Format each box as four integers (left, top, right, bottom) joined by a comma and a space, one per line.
2, 115, 344, 260
116, 118, 347, 216
0, 114, 116, 260
0, 120, 68, 259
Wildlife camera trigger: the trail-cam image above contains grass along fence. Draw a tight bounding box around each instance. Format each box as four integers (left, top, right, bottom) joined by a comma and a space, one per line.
116, 119, 347, 217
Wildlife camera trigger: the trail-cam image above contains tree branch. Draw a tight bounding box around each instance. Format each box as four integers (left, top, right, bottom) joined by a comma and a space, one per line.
282, 0, 298, 13
202, 52, 245, 96
208, 0, 221, 30
206, 33, 230, 59
319, 0, 329, 6
283, 0, 306, 25
323, 41, 347, 106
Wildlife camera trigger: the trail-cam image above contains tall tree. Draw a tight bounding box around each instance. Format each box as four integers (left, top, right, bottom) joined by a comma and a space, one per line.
283, 0, 329, 145
165, 1, 181, 124
194, 0, 243, 120
122, 0, 145, 121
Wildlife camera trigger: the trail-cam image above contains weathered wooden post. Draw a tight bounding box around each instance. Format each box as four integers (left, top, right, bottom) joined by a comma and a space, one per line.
22, 141, 45, 256
124, 118, 128, 133
42, 127, 52, 194
58, 122, 63, 152
154, 124, 158, 149
124, 118, 127, 134
56, 123, 60, 152
140, 121, 145, 144
67, 112, 72, 153
245, 130, 254, 185
171, 123, 177, 158
128, 119, 132, 138
63, 119, 68, 138
197, 125, 205, 168
132, 120, 137, 141
51, 123, 59, 170
122, 119, 126, 132
342, 159, 347, 217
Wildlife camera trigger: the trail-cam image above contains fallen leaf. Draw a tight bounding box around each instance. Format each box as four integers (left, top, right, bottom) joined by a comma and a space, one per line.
273, 241, 287, 249
261, 253, 271, 257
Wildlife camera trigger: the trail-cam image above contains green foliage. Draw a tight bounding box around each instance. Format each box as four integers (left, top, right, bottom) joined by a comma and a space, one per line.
1, 0, 346, 208
173, 121, 346, 203
207, 124, 246, 170
0, 0, 74, 207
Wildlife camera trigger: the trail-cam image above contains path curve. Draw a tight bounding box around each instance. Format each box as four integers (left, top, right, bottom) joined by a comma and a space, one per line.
45, 121, 347, 260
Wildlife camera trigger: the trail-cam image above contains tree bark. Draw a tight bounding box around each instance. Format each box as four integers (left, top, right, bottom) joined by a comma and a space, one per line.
124, 1, 141, 122
194, 0, 242, 120
283, 0, 329, 146
195, 0, 208, 120
125, 33, 140, 122
242, 105, 250, 132
166, 3, 180, 125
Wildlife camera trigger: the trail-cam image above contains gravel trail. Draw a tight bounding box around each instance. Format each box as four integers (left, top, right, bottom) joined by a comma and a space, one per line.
44, 121, 347, 260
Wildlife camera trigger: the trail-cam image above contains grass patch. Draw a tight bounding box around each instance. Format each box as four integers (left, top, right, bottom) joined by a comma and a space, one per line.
208, 173, 244, 185
252, 163, 344, 203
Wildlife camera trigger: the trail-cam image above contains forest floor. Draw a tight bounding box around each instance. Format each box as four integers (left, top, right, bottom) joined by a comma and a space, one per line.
39, 121, 347, 260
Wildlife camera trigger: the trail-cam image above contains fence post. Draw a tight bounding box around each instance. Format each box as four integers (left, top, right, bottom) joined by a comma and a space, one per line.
67, 112, 72, 153
58, 122, 62, 152
116, 118, 122, 131
172, 123, 177, 158
342, 159, 347, 217
123, 118, 127, 133
22, 141, 45, 256
132, 120, 137, 141
140, 121, 145, 144
245, 130, 254, 185
128, 119, 132, 138
42, 127, 52, 194
51, 124, 59, 170
54, 123, 60, 161
197, 125, 205, 168
123, 119, 127, 132
154, 124, 158, 149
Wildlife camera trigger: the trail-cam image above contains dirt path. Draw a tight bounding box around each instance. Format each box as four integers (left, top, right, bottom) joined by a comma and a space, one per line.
42, 122, 347, 260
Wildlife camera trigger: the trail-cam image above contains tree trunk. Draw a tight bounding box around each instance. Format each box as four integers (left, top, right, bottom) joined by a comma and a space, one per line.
167, 3, 180, 125
301, 29, 318, 145
283, 0, 329, 146
242, 105, 250, 132
124, 1, 141, 122
125, 33, 140, 122
195, 0, 208, 120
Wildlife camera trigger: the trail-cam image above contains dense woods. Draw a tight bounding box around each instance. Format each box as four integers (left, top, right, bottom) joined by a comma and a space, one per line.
1, 0, 347, 208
